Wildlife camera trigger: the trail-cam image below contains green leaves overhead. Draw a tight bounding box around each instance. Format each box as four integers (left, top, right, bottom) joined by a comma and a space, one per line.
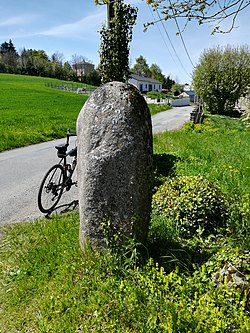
145, 0, 250, 34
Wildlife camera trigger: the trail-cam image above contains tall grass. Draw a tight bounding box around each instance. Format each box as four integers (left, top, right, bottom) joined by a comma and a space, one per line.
153, 115, 250, 197
153, 115, 250, 250
1, 212, 250, 332
0, 74, 88, 151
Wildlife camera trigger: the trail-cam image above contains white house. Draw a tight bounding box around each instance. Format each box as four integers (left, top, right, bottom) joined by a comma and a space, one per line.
128, 74, 162, 93
183, 84, 196, 102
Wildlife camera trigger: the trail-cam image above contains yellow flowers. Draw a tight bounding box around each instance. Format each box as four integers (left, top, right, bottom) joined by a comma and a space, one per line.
228, 165, 239, 173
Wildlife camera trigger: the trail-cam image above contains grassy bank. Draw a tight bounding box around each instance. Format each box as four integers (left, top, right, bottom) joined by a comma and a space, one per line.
154, 115, 250, 198
148, 103, 171, 115
0, 74, 88, 151
1, 115, 249, 332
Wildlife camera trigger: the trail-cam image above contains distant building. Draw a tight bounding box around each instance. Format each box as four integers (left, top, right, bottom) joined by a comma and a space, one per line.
183, 84, 196, 102
72, 61, 95, 79
128, 74, 162, 93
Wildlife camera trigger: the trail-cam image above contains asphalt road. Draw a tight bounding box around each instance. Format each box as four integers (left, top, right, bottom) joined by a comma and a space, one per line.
0, 105, 193, 226
151, 105, 193, 133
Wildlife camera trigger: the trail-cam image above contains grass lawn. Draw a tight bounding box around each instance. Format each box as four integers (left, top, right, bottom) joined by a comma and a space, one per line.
147, 103, 172, 115
0, 113, 250, 332
0, 74, 88, 151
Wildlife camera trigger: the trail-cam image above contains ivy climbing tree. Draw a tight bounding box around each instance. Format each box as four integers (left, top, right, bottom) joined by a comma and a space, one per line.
96, 0, 137, 83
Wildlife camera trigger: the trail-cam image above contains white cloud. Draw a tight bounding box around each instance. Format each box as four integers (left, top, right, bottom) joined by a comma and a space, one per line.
0, 15, 38, 27
37, 10, 105, 39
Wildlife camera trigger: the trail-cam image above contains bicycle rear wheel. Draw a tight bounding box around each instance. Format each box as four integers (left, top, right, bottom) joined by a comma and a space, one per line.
38, 164, 65, 213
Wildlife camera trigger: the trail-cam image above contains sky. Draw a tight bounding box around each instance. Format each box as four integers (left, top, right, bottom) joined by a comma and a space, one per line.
0, 0, 249, 84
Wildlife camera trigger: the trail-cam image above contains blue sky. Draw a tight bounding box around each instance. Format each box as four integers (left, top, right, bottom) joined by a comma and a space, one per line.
0, 0, 249, 83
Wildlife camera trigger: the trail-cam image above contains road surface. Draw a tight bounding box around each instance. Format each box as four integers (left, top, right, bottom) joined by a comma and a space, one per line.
0, 105, 193, 225
152, 105, 193, 133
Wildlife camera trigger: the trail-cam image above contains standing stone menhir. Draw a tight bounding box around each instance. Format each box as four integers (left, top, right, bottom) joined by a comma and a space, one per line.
77, 81, 153, 250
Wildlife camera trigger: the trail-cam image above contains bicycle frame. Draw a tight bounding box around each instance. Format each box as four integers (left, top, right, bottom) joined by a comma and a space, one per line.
56, 132, 77, 190
38, 129, 77, 214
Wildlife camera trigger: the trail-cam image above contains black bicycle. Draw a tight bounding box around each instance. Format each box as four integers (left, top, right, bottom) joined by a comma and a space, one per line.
38, 129, 77, 213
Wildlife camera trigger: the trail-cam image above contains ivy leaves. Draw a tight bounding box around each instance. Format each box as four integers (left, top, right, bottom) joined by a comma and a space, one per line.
98, 1, 137, 83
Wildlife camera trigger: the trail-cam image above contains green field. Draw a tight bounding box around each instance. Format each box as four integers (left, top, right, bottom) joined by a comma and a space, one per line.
0, 74, 172, 152
0, 74, 88, 151
1, 74, 250, 332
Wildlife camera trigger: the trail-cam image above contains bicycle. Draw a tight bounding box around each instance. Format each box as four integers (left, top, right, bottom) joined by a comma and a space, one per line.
38, 129, 77, 214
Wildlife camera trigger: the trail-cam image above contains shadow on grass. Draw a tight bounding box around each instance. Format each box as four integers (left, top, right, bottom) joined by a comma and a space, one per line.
153, 153, 180, 177
153, 153, 182, 190
147, 237, 212, 274
45, 199, 79, 218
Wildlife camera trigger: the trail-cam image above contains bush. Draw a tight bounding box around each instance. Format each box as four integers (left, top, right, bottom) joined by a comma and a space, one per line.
146, 90, 166, 100
152, 176, 229, 238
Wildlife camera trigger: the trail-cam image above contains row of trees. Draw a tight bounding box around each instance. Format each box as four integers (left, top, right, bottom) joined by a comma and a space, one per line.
0, 39, 176, 90
0, 40, 101, 85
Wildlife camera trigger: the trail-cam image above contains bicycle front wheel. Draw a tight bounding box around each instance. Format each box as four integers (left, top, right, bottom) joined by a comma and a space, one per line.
38, 164, 65, 213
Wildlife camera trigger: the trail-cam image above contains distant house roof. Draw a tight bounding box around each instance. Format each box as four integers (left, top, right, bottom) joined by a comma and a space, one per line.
130, 73, 162, 85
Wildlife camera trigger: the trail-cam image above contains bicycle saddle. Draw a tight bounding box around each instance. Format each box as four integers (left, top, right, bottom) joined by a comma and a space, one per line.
55, 143, 68, 150
55, 143, 68, 158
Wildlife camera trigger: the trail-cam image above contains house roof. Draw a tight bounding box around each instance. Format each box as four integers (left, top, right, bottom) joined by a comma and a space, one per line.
129, 73, 162, 85
72, 62, 94, 68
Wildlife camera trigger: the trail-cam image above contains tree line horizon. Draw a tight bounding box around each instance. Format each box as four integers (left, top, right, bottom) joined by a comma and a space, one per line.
0, 39, 176, 90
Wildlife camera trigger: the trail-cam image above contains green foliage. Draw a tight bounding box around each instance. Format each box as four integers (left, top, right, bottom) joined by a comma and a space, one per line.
1, 212, 250, 332
171, 83, 183, 96
1, 98, 250, 331
154, 114, 250, 197
193, 45, 250, 115
152, 175, 229, 238
148, 103, 171, 116
146, 90, 167, 100
81, 69, 101, 86
130, 55, 152, 77
0, 40, 76, 80
98, 0, 137, 83
230, 194, 250, 249
150, 63, 166, 84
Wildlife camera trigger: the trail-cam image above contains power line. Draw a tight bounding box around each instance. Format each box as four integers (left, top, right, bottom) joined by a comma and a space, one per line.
168, 0, 196, 68
147, 5, 178, 68
155, 8, 191, 78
